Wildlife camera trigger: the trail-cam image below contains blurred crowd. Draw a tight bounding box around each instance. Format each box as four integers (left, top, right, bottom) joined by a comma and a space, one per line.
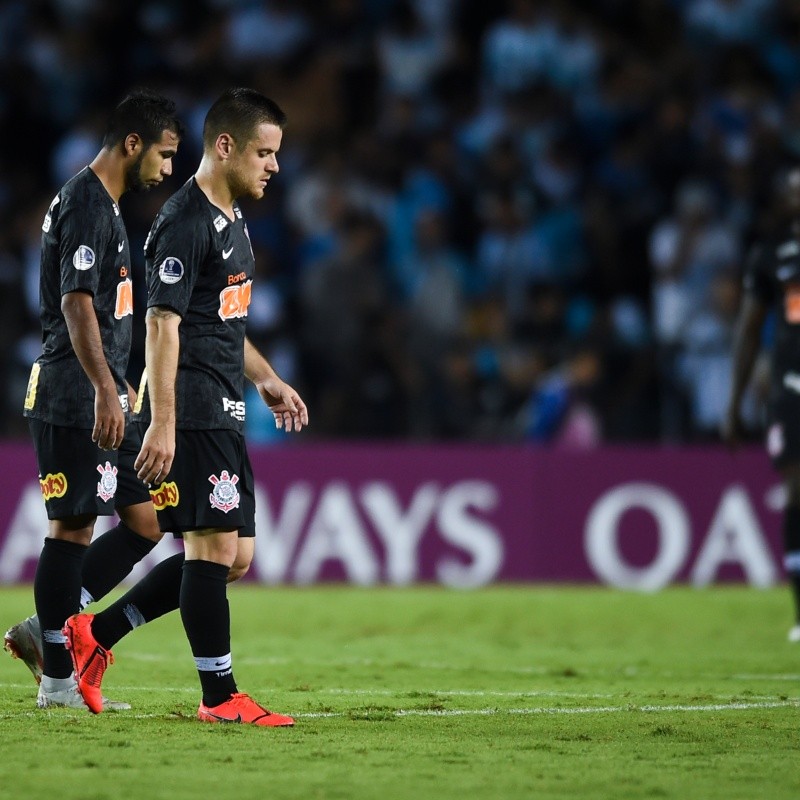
0, 0, 796, 445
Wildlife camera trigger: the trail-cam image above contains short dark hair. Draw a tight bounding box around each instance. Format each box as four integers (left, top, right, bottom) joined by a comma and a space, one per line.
102, 89, 183, 149
202, 88, 287, 150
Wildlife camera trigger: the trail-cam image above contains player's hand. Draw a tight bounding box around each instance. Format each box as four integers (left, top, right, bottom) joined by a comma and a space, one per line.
255, 377, 309, 433
135, 421, 175, 485
93, 387, 125, 450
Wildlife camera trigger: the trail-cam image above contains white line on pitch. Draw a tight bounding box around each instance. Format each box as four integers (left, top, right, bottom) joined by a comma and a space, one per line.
0, 700, 796, 722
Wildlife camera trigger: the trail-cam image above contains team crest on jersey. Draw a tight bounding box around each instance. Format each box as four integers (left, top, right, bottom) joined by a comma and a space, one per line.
159, 256, 184, 284
73, 245, 95, 271
96, 461, 118, 502
208, 470, 240, 513
214, 214, 229, 232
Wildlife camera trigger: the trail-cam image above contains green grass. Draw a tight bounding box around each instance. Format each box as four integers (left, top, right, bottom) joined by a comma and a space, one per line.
0, 585, 798, 800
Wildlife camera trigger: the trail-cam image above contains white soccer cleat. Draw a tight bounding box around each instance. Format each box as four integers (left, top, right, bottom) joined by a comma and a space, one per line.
4, 615, 43, 684
788, 624, 800, 643
36, 680, 131, 711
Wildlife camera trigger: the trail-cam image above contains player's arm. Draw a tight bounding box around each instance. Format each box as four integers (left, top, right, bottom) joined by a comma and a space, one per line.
244, 336, 308, 432
135, 306, 181, 483
62, 290, 124, 450
721, 292, 767, 447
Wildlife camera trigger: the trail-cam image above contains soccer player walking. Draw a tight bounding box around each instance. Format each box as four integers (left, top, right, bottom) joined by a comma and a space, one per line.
16, 91, 181, 709
723, 166, 800, 642
64, 88, 307, 726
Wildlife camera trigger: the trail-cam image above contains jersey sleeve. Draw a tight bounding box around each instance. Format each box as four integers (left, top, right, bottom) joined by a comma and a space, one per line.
742, 243, 773, 305
146, 207, 211, 317
56, 199, 112, 296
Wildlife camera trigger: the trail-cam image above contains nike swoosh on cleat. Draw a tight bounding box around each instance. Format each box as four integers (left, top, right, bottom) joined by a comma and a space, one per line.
206, 711, 242, 723
222, 247, 233, 259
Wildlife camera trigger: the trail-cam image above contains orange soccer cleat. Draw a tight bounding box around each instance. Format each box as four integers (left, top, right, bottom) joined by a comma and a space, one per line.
197, 692, 294, 727
62, 613, 113, 714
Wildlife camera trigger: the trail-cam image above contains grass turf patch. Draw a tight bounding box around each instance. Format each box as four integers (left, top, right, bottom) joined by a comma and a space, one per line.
0, 584, 798, 800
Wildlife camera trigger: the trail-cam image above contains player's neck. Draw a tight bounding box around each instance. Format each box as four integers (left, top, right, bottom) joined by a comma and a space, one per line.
195, 162, 235, 219
88, 149, 126, 203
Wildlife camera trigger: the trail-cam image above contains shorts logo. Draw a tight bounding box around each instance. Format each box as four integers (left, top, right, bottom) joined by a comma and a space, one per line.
159, 256, 184, 284
73, 245, 95, 271
96, 461, 118, 502
39, 472, 67, 501
208, 470, 240, 513
150, 481, 180, 510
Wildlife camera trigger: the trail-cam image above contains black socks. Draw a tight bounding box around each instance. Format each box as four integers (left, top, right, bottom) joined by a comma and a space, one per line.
34, 538, 87, 679
180, 559, 237, 708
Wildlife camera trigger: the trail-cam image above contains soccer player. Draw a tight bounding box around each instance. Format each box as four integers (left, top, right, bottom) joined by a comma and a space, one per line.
13, 91, 182, 710
722, 166, 800, 642
63, 88, 308, 727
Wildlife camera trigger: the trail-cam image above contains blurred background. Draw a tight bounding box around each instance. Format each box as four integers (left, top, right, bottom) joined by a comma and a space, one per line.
0, 0, 795, 447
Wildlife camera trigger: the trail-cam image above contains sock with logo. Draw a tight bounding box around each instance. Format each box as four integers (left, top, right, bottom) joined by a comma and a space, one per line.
90, 553, 184, 650
783, 505, 800, 623
34, 537, 87, 679
180, 559, 237, 708
79, 522, 158, 609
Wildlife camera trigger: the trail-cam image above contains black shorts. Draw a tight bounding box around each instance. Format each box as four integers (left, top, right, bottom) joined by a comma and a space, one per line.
149, 429, 255, 538
28, 419, 152, 520
767, 387, 800, 469
29, 419, 118, 520
116, 420, 153, 507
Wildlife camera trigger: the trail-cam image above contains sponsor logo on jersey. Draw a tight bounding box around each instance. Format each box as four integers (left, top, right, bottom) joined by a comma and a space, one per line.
214, 214, 229, 232
159, 256, 184, 284
42, 194, 60, 233
115, 277, 133, 319
150, 481, 180, 510
777, 241, 800, 259
39, 472, 67, 501
208, 470, 240, 513
222, 247, 234, 260
73, 245, 95, 271
96, 461, 118, 502
218, 279, 251, 321
223, 397, 246, 421
117, 241, 124, 252
227, 271, 246, 285
119, 393, 129, 412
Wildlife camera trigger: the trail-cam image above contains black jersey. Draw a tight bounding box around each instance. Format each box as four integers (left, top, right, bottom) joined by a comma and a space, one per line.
744, 233, 800, 393
144, 178, 253, 432
24, 167, 133, 427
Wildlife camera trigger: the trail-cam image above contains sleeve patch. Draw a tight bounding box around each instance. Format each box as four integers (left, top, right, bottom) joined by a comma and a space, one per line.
72, 245, 95, 271
159, 257, 184, 284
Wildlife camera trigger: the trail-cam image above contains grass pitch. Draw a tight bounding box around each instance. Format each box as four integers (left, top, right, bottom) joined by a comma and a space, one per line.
0, 584, 798, 800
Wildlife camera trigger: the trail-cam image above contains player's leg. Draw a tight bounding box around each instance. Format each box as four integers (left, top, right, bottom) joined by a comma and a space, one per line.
6, 423, 161, 685
79, 420, 163, 607
779, 462, 800, 640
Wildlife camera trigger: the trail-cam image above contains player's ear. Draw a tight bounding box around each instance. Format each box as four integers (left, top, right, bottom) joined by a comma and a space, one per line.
123, 133, 143, 157
216, 133, 234, 160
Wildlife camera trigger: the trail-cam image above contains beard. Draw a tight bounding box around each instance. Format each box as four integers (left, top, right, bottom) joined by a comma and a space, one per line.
125, 152, 152, 193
